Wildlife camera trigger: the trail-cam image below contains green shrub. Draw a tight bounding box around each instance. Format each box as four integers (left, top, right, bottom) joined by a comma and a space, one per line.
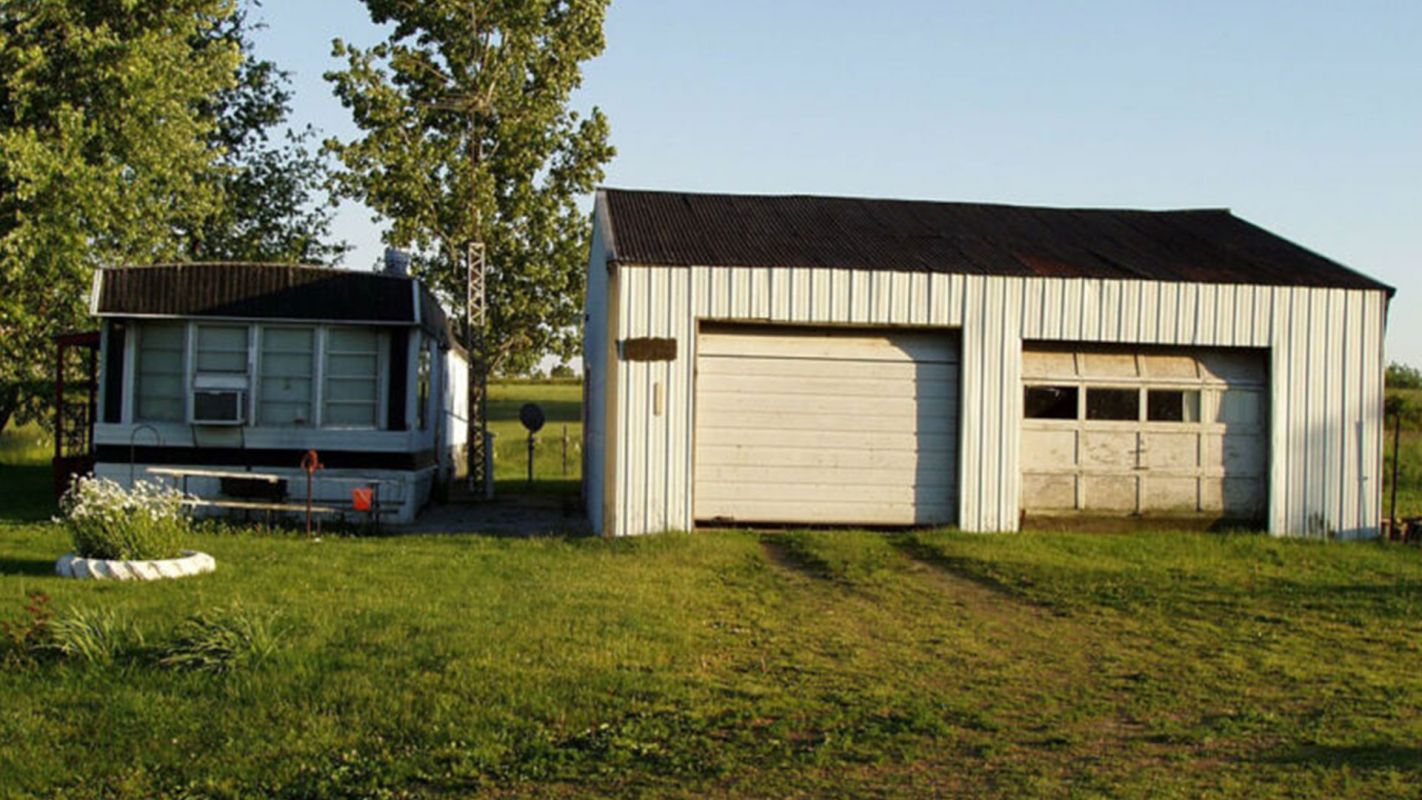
58, 476, 191, 560
159, 604, 282, 674
45, 606, 143, 666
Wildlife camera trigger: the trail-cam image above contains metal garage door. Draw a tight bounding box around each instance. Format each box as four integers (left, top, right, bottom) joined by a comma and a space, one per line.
694, 325, 959, 526
1020, 344, 1267, 521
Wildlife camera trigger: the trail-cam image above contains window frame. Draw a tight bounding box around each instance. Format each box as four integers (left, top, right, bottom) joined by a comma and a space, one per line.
320, 325, 387, 430
255, 325, 318, 428
134, 322, 188, 423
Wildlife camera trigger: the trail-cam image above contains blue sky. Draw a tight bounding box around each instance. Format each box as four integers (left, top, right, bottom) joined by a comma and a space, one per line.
254, 1, 1421, 364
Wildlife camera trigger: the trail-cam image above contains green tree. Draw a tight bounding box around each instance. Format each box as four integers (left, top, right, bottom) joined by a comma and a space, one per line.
183, 3, 347, 264
0, 0, 240, 432
325, 0, 614, 375
1387, 362, 1422, 390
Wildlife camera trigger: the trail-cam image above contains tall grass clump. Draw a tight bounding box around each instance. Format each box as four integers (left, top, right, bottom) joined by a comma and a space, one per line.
159, 604, 282, 674
45, 606, 144, 666
58, 476, 191, 560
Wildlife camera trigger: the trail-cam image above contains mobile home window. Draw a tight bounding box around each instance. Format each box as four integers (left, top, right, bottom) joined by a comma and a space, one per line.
195, 325, 249, 373
136, 323, 185, 421
323, 328, 380, 427
417, 345, 431, 431
258, 327, 315, 426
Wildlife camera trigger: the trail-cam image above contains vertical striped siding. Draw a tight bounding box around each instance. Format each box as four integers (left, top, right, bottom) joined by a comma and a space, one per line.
601, 264, 1387, 539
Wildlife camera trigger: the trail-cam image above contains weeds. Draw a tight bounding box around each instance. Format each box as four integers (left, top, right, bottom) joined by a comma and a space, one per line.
1, 590, 52, 666
45, 606, 144, 666
159, 603, 282, 674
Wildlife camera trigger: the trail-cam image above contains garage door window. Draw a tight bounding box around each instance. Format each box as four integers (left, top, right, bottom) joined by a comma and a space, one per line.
1025, 386, 1078, 419
1147, 389, 1200, 422
1085, 388, 1139, 421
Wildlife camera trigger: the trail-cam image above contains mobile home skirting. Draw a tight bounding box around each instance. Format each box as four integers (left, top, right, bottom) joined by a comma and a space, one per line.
587, 261, 1388, 539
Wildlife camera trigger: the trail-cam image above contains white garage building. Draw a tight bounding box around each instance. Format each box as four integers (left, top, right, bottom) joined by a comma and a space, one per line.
582, 189, 1393, 539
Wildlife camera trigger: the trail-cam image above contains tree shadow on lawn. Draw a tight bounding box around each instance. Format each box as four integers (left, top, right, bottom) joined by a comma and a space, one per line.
0, 557, 56, 577
0, 464, 55, 525
1264, 743, 1422, 772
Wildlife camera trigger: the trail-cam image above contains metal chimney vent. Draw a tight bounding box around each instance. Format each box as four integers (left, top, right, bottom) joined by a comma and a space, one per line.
383, 247, 411, 277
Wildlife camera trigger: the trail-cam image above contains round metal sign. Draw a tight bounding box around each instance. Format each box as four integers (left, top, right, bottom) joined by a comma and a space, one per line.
519, 402, 545, 433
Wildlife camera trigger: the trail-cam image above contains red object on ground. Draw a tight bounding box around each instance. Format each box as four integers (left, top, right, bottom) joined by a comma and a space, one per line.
352, 487, 373, 512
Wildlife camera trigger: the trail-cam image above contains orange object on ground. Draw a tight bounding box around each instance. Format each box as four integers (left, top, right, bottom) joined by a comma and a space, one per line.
352, 487, 373, 511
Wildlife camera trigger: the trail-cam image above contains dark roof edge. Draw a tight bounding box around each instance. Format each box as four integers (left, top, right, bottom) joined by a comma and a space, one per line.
596, 185, 1235, 216
1222, 216, 1396, 298
596, 187, 1395, 296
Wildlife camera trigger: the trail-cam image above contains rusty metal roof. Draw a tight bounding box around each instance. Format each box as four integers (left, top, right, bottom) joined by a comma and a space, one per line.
92, 263, 454, 344
600, 189, 1392, 294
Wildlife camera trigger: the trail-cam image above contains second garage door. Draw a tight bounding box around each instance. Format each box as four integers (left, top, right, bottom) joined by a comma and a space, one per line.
1020, 343, 1268, 521
694, 325, 959, 526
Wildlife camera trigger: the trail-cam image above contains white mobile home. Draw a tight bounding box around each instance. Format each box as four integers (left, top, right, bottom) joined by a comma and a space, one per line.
583, 189, 1393, 538
89, 261, 469, 524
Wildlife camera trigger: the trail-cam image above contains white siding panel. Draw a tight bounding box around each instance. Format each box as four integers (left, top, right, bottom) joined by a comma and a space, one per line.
596, 226, 1388, 538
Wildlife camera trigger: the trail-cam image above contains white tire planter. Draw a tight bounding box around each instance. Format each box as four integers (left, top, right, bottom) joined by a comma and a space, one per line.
55, 551, 216, 581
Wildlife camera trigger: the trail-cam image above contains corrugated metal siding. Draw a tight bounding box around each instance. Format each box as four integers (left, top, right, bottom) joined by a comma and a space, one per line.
600, 260, 1387, 539
583, 223, 609, 534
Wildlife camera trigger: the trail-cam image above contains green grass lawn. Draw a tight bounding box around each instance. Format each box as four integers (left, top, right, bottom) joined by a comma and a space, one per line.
3, 525, 1422, 798
488, 380, 581, 496
4, 384, 1422, 797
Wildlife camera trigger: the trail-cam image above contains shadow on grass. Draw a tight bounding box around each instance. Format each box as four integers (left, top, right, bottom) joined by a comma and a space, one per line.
759, 536, 839, 583
1265, 743, 1422, 772
0, 557, 55, 577
0, 464, 55, 524
889, 535, 1047, 608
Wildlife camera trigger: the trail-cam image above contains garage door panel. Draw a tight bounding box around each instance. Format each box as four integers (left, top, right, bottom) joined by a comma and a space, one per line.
698, 328, 958, 363
698, 427, 956, 453
1223, 478, 1266, 514
697, 463, 954, 488
1222, 438, 1265, 474
1081, 431, 1138, 469
696, 327, 958, 526
1023, 428, 1077, 466
698, 411, 956, 435
1082, 475, 1137, 511
698, 356, 955, 382
1143, 477, 1199, 512
698, 372, 955, 399
1143, 432, 1199, 470
1022, 473, 1077, 509
698, 444, 951, 470
697, 390, 947, 420
696, 480, 940, 505
699, 498, 956, 526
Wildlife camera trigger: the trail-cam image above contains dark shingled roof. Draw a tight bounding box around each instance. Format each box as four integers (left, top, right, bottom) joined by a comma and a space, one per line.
93, 263, 455, 346
600, 189, 1392, 294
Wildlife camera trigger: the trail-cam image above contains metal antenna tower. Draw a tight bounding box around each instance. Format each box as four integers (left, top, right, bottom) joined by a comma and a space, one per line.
466, 238, 490, 498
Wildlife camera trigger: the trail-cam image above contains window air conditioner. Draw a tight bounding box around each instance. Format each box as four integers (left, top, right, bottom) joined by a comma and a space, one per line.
191, 374, 249, 426
192, 389, 245, 425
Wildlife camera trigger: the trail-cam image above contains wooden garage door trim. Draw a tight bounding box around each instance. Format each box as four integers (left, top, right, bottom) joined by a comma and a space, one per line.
694, 323, 960, 527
